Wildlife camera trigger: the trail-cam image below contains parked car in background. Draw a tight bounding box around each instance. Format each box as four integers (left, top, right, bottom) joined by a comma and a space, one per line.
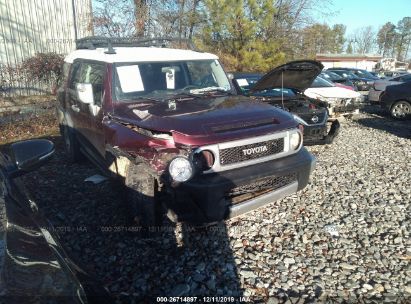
231, 61, 340, 145
369, 73, 411, 104
378, 70, 410, 79
330, 67, 379, 80
304, 76, 364, 117
320, 71, 356, 90
380, 82, 411, 119
327, 69, 374, 91
0, 139, 110, 303
56, 37, 316, 229
369, 71, 381, 79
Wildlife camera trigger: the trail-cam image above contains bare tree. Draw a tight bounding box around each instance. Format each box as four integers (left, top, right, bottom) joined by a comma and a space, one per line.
134, 0, 149, 37
353, 26, 376, 54
93, 0, 136, 37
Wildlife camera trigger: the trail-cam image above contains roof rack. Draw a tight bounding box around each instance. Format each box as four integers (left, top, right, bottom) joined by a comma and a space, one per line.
75, 36, 200, 53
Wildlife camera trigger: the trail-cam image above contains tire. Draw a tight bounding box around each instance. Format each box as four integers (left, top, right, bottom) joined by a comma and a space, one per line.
62, 125, 83, 163
125, 164, 163, 234
390, 100, 411, 120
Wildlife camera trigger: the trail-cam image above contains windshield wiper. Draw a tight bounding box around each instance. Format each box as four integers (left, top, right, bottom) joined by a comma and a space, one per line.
189, 86, 233, 95
133, 96, 164, 103
165, 92, 202, 100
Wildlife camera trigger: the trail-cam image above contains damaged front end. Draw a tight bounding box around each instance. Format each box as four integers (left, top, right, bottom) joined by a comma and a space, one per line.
293, 112, 340, 145
318, 96, 365, 117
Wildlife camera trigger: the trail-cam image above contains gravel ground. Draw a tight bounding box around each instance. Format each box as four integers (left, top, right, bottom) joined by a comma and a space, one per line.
16, 106, 411, 303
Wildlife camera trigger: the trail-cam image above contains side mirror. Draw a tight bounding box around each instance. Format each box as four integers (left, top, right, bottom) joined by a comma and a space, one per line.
8, 139, 55, 178
76, 83, 94, 104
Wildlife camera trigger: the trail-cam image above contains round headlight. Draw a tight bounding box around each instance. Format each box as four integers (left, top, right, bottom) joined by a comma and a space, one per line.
290, 132, 301, 150
169, 157, 193, 182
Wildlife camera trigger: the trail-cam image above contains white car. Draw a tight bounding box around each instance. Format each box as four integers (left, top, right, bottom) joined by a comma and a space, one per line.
304, 77, 363, 116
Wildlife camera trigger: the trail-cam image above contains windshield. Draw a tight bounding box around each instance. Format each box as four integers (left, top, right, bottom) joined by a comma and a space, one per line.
353, 69, 377, 79
311, 77, 335, 88
113, 60, 231, 101
322, 71, 343, 81
234, 76, 296, 98
333, 70, 360, 79
233, 76, 260, 94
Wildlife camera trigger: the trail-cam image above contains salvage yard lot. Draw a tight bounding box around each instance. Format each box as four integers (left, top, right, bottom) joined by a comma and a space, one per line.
1, 107, 410, 303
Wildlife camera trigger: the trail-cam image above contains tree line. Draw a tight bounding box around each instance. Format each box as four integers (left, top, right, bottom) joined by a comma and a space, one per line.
92, 0, 410, 72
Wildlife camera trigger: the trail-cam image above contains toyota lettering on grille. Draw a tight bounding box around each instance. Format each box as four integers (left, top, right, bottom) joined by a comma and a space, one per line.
242, 145, 268, 156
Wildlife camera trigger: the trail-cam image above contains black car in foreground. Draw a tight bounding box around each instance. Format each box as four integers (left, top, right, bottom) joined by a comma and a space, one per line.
0, 139, 110, 303
327, 69, 374, 91
380, 82, 411, 119
231, 61, 340, 145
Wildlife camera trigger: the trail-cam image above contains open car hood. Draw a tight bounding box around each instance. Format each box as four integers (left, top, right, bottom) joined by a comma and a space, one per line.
250, 60, 324, 92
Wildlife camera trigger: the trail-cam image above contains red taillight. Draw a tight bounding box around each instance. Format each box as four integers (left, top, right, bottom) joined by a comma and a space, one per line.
309, 103, 316, 109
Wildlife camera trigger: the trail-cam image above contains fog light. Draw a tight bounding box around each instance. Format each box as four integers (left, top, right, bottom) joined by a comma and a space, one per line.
169, 157, 193, 182
290, 132, 301, 150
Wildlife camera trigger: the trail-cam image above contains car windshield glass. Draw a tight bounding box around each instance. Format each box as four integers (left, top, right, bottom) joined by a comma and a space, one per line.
113, 60, 231, 101
324, 71, 343, 80
233, 76, 260, 94
334, 71, 359, 79
354, 69, 375, 79
311, 77, 335, 88
234, 76, 296, 97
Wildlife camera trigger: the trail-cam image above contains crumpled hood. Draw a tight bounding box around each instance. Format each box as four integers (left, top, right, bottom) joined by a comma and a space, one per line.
250, 60, 324, 92
111, 96, 297, 144
304, 87, 361, 99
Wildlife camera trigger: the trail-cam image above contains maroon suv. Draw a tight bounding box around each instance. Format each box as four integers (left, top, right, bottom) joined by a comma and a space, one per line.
56, 37, 316, 228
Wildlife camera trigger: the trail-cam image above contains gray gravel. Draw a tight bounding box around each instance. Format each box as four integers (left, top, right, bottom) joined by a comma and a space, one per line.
21, 106, 410, 303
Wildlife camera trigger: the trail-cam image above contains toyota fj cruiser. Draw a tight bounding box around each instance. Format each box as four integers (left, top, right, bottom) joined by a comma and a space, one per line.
56, 37, 316, 228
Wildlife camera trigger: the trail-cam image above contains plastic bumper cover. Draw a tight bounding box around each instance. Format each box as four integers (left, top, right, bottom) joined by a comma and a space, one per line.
166, 147, 316, 224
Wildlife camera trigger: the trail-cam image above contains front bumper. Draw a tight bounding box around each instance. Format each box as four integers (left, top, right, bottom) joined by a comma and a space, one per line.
303, 119, 340, 145
165, 148, 315, 224
368, 89, 382, 104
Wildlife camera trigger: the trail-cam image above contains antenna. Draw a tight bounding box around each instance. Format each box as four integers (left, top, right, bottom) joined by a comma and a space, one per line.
104, 40, 116, 54
281, 71, 285, 110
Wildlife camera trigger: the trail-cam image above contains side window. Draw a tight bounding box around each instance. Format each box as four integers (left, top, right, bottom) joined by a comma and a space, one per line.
57, 62, 71, 89
80, 63, 105, 105
69, 62, 82, 90
400, 74, 411, 82
69, 62, 105, 105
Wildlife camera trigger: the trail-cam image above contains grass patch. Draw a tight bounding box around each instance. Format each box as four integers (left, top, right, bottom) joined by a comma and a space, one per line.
0, 112, 59, 145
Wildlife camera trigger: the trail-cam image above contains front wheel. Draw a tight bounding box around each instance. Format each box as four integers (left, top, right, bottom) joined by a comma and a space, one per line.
390, 100, 411, 120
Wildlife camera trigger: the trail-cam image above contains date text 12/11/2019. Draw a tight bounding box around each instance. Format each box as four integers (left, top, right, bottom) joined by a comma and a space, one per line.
156, 296, 252, 303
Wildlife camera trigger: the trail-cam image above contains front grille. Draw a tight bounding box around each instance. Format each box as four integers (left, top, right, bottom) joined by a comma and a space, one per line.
226, 173, 297, 198
219, 138, 284, 165
305, 126, 326, 136
298, 112, 326, 125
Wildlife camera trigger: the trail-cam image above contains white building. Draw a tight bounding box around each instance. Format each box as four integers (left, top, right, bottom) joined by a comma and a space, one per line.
0, 0, 93, 66
316, 54, 383, 71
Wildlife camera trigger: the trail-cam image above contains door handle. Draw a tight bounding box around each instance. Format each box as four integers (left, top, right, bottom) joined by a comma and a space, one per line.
71, 104, 80, 113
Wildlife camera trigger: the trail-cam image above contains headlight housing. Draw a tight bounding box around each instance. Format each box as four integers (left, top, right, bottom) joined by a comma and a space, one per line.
292, 114, 308, 126
168, 157, 193, 182
289, 131, 302, 150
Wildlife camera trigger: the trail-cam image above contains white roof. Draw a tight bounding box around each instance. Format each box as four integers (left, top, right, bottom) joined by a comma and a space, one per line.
64, 47, 218, 63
